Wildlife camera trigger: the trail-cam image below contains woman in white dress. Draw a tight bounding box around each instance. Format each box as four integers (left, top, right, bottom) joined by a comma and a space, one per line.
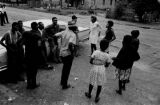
89, 16, 101, 55
85, 39, 111, 103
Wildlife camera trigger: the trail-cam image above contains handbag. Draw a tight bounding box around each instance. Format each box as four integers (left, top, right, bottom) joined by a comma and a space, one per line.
134, 51, 140, 61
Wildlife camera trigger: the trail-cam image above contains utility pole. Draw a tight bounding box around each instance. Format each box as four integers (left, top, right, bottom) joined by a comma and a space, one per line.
60, 0, 62, 8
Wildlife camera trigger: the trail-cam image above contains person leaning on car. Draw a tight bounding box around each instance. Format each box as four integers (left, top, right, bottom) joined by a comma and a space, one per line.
43, 17, 61, 63
0, 22, 23, 83
20, 22, 41, 89
38, 22, 53, 70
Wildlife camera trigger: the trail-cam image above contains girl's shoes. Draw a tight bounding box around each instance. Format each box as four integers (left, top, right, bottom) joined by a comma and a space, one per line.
95, 97, 100, 103
85, 92, 91, 99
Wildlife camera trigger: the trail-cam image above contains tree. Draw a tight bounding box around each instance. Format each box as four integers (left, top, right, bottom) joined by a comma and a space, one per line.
131, 0, 160, 22
60, 0, 62, 8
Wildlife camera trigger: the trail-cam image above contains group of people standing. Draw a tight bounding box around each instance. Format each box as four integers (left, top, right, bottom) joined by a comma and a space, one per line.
85, 15, 140, 103
0, 15, 79, 90
0, 4, 9, 26
0, 14, 140, 103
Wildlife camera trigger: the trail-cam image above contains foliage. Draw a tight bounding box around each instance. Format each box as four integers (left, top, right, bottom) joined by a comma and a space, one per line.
113, 1, 126, 19
131, 0, 160, 22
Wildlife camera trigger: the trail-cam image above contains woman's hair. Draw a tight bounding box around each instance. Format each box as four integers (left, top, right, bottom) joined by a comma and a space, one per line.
122, 35, 132, 46
108, 20, 114, 27
131, 30, 140, 38
100, 39, 109, 51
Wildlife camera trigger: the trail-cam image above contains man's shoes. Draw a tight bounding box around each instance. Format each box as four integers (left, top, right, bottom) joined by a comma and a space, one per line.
95, 97, 100, 103
27, 83, 40, 89
62, 84, 71, 90
45, 65, 54, 70
116, 90, 122, 95
41, 64, 54, 70
17, 77, 25, 82
126, 79, 130, 83
85, 92, 91, 99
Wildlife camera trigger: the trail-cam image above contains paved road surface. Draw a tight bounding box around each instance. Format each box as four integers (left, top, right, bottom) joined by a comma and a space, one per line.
0, 7, 160, 105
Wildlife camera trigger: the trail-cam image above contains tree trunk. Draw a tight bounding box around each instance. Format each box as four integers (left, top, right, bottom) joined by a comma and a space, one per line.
16, 0, 19, 6
60, 0, 62, 8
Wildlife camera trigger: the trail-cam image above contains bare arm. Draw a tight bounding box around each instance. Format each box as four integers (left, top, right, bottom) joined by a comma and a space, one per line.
110, 31, 116, 42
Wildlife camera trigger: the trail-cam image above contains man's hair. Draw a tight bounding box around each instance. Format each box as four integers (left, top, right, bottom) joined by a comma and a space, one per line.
108, 20, 114, 27
100, 39, 109, 51
91, 16, 97, 22
31, 22, 38, 29
38, 22, 43, 25
52, 17, 57, 21
18, 20, 23, 23
131, 30, 140, 38
12, 22, 18, 27
72, 15, 77, 20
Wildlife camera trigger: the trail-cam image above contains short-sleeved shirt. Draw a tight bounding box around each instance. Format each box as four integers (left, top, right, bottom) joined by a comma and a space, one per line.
89, 21, 101, 44
43, 24, 60, 38
91, 50, 111, 65
55, 29, 76, 57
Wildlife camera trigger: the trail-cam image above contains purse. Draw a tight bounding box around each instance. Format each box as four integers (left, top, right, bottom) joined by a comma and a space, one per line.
134, 51, 140, 61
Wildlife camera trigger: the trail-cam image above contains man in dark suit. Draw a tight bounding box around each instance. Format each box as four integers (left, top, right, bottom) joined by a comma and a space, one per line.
21, 22, 41, 89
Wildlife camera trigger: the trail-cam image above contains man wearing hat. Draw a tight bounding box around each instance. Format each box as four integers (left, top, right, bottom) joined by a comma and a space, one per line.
43, 17, 61, 63
55, 21, 77, 89
71, 15, 80, 57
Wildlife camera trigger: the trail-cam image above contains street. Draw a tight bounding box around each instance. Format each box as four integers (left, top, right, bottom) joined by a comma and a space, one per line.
0, 7, 160, 105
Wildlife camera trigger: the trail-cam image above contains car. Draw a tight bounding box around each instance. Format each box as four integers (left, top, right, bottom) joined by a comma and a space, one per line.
23, 19, 90, 41
0, 19, 90, 72
23, 19, 90, 57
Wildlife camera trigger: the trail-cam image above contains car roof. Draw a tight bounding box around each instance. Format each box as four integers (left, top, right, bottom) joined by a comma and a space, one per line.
23, 19, 67, 28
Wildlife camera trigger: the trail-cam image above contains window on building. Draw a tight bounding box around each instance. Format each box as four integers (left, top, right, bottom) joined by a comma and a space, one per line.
110, 0, 113, 5
103, 0, 105, 5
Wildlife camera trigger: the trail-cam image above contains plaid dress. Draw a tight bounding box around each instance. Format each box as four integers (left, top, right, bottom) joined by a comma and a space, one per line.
89, 50, 111, 86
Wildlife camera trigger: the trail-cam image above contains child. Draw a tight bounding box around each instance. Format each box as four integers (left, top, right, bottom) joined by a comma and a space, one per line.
89, 16, 101, 55
112, 35, 138, 95
85, 39, 111, 103
104, 20, 116, 53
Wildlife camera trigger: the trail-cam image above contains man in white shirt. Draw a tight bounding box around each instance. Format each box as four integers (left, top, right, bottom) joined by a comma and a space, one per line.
55, 21, 77, 89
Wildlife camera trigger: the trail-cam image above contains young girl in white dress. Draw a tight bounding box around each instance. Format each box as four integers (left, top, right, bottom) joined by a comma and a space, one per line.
89, 16, 101, 55
85, 39, 111, 103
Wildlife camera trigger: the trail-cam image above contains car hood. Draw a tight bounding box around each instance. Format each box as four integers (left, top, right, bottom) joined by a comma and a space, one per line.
23, 19, 89, 31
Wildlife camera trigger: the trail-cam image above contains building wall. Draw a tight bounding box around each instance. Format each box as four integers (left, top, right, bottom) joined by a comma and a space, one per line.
42, 0, 117, 10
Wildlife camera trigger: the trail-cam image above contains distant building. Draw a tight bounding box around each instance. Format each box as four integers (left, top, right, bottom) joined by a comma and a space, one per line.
42, 0, 118, 10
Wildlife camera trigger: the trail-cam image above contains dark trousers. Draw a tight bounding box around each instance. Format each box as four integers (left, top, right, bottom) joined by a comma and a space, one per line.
118, 80, 126, 93
60, 55, 74, 87
26, 64, 38, 87
4, 12, 9, 23
38, 46, 48, 67
0, 13, 4, 26
7, 51, 18, 81
91, 44, 96, 54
